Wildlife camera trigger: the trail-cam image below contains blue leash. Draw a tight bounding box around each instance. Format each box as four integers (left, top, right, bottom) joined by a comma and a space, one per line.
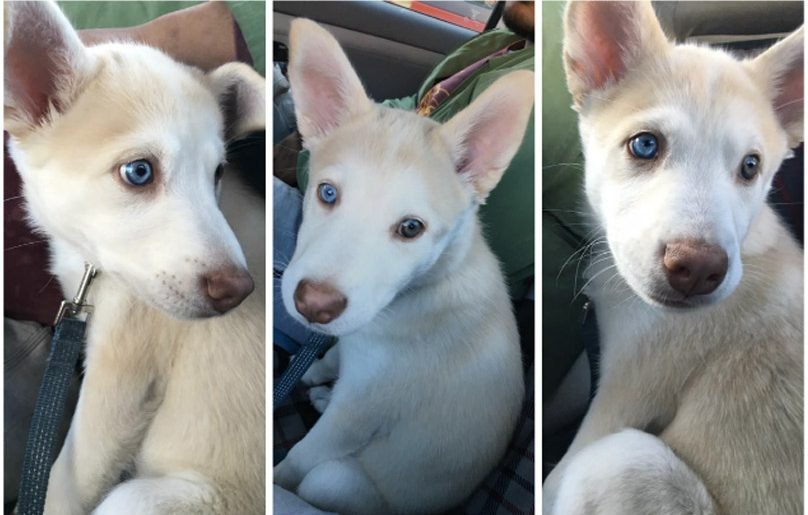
273, 332, 333, 409
17, 318, 86, 515
17, 264, 97, 515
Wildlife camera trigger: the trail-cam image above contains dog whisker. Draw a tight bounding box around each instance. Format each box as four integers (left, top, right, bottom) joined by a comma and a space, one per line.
5, 240, 49, 252
572, 264, 618, 304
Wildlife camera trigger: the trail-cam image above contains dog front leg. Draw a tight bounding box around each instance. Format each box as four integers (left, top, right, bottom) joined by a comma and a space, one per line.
44, 345, 160, 514
543, 379, 668, 512
274, 401, 378, 492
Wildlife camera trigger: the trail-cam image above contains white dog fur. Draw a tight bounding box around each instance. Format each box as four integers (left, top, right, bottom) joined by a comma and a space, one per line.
274, 19, 533, 514
5, 2, 266, 513
544, 2, 803, 514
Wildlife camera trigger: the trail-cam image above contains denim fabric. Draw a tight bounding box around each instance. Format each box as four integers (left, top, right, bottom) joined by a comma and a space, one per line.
273, 178, 313, 353
273, 64, 297, 144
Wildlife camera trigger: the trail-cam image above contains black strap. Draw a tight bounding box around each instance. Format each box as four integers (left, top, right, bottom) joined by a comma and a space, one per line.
17, 317, 86, 515
581, 300, 600, 401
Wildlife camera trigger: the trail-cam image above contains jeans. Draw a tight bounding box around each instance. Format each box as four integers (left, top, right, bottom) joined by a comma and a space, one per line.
272, 178, 314, 353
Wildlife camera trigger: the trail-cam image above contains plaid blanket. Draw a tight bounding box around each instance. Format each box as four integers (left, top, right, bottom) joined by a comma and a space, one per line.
273, 347, 535, 515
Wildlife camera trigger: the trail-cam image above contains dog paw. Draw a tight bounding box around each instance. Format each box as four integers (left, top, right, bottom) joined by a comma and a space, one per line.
300, 367, 319, 386
308, 386, 332, 413
551, 430, 715, 515
274, 458, 303, 492
301, 359, 330, 386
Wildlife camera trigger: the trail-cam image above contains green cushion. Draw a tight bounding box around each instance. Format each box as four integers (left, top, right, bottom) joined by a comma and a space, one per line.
58, 1, 265, 76
228, 1, 266, 76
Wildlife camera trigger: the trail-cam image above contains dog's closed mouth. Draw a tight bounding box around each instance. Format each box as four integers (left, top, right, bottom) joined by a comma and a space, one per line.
646, 290, 713, 310
649, 296, 691, 309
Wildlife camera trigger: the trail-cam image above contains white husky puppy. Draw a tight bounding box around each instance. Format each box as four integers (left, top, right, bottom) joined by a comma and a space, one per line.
4, 2, 266, 513
274, 19, 533, 514
544, 2, 803, 514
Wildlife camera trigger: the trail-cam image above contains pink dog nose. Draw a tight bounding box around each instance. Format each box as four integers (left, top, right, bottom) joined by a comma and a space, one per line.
663, 240, 728, 297
204, 268, 254, 313
294, 279, 347, 324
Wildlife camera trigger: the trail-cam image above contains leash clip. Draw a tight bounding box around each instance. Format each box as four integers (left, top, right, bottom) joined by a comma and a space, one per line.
54, 263, 98, 325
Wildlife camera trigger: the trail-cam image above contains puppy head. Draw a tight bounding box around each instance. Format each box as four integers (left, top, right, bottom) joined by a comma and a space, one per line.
564, 1, 803, 308
4, 1, 265, 318
282, 19, 533, 336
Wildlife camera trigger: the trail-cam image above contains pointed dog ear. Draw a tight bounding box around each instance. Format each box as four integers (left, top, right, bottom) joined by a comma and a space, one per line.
4, 0, 94, 136
563, 0, 670, 109
746, 27, 804, 147
438, 71, 534, 204
287, 18, 373, 148
208, 62, 266, 142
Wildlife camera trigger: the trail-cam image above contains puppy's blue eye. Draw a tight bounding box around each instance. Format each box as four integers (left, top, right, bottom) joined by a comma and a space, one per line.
628, 132, 659, 160
318, 182, 338, 205
739, 154, 760, 181
120, 159, 154, 186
